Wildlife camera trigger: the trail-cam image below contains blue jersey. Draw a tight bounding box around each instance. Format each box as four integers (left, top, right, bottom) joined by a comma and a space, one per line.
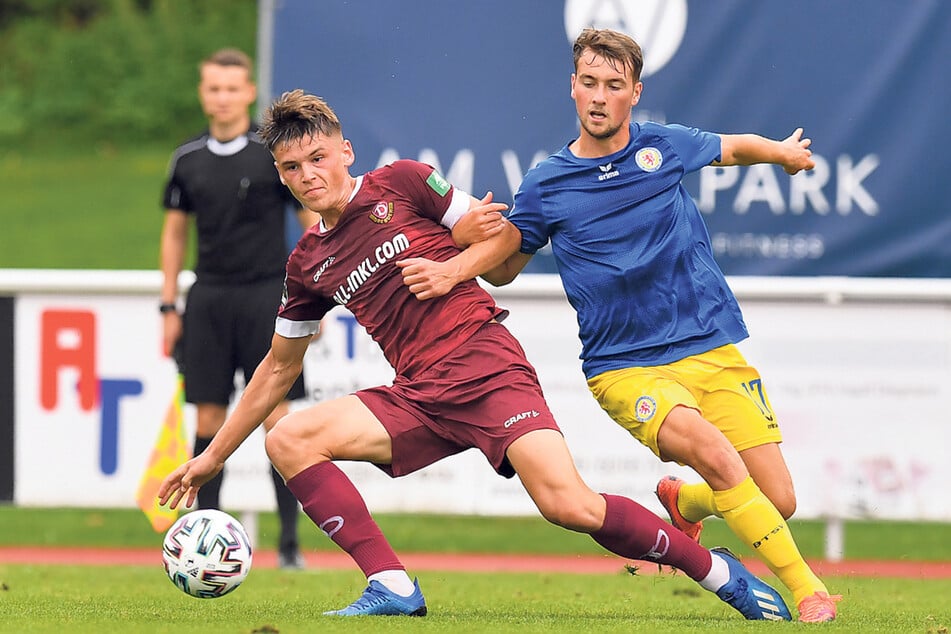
510, 122, 748, 378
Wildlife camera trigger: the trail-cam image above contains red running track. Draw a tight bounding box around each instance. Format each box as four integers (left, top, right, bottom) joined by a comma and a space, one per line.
1, 546, 950, 579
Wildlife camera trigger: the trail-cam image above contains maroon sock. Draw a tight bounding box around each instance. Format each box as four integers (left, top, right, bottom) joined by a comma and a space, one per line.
286, 461, 403, 577
591, 494, 712, 581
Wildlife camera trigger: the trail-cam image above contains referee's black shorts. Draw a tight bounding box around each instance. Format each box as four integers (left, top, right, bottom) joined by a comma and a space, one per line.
182, 277, 307, 405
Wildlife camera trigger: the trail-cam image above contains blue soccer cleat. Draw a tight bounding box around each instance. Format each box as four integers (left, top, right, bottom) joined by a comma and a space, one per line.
711, 547, 791, 620
323, 578, 427, 616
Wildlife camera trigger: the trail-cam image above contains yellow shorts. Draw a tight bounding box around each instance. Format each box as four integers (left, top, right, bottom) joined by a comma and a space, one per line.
586, 344, 782, 460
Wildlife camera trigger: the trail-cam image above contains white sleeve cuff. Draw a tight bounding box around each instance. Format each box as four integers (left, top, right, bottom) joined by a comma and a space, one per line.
275, 316, 320, 338
440, 187, 471, 229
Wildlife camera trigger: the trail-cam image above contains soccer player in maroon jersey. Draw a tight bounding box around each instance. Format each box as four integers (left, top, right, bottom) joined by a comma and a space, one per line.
158, 89, 790, 620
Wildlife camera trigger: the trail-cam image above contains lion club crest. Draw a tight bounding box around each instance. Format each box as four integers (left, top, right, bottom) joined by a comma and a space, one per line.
635, 147, 663, 172
370, 201, 394, 224
634, 395, 657, 422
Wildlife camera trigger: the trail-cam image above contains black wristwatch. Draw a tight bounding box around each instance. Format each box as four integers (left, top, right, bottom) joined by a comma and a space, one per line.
159, 302, 178, 314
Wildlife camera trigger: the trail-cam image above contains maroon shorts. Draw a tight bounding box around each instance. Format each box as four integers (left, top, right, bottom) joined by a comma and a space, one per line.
356, 321, 560, 478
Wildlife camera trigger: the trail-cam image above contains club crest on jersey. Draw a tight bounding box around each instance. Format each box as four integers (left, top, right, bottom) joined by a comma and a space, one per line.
634, 395, 657, 422
370, 201, 394, 224
635, 147, 663, 172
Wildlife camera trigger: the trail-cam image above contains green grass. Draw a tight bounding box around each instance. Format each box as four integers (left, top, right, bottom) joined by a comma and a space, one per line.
0, 146, 172, 270
0, 565, 949, 633
1, 508, 950, 632
0, 564, 948, 633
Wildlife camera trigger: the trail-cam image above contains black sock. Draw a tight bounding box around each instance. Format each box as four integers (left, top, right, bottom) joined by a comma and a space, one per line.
272, 465, 300, 553
193, 435, 223, 510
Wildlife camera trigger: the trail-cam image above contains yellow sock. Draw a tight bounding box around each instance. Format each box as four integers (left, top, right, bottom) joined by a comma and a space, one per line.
713, 476, 827, 605
677, 481, 717, 523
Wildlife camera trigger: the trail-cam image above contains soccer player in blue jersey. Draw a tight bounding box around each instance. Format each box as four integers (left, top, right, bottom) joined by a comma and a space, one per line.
399, 28, 840, 623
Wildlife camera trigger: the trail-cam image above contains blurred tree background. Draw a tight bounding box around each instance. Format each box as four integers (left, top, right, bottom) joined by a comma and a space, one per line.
0, 0, 257, 150
0, 0, 259, 269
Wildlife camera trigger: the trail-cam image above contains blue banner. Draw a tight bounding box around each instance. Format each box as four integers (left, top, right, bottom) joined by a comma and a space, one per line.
270, 0, 951, 277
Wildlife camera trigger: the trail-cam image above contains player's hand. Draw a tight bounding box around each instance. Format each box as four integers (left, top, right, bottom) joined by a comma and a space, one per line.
451, 191, 509, 248
157, 453, 223, 510
162, 312, 183, 358
781, 127, 815, 175
396, 257, 460, 300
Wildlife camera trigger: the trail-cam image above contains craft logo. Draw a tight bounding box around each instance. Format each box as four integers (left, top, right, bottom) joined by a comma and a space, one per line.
634, 395, 656, 422
503, 409, 540, 428
370, 202, 394, 224
312, 256, 336, 283
635, 147, 663, 172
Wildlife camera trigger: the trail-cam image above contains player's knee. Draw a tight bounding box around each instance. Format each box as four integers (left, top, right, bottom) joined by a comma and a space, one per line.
536, 496, 601, 532
692, 443, 747, 488
264, 418, 304, 467
771, 489, 797, 519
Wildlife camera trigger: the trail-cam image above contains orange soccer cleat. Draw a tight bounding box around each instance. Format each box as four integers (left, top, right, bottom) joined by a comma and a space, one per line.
797, 591, 842, 623
655, 476, 704, 543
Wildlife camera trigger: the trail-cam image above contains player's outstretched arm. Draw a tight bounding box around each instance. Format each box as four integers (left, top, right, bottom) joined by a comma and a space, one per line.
715, 127, 815, 175
157, 332, 311, 509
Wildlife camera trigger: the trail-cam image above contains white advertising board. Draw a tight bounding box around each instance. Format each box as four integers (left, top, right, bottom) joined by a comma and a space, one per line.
10, 274, 951, 520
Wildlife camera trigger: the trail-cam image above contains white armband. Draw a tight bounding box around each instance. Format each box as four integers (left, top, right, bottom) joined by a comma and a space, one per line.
275, 316, 320, 338
440, 187, 471, 229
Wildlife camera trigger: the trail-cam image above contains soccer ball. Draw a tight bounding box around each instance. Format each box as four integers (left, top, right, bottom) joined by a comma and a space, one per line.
162, 509, 253, 598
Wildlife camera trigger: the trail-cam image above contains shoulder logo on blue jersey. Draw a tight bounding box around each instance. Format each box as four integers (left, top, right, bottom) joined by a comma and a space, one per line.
370, 201, 394, 224
634, 395, 657, 422
635, 147, 663, 172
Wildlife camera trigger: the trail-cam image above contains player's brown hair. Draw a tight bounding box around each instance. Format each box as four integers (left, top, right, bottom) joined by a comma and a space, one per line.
201, 48, 254, 76
260, 89, 343, 152
572, 28, 643, 83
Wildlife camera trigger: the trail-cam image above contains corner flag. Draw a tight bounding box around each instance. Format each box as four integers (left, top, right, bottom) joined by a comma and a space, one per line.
135, 374, 190, 532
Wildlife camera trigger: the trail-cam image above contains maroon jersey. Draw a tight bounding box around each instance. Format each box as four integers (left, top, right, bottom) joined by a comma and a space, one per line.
277, 160, 505, 378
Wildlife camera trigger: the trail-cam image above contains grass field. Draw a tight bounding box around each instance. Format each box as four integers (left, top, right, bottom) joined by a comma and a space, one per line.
0, 146, 174, 270
1, 508, 950, 632
2, 565, 948, 634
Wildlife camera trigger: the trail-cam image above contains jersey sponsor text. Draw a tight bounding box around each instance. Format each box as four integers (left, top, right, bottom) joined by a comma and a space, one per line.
332, 233, 410, 305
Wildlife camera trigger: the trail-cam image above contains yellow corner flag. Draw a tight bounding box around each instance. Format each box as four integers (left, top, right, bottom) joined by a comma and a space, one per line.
135, 374, 190, 532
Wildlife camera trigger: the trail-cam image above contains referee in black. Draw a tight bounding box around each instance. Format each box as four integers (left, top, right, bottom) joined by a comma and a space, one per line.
159, 48, 317, 569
